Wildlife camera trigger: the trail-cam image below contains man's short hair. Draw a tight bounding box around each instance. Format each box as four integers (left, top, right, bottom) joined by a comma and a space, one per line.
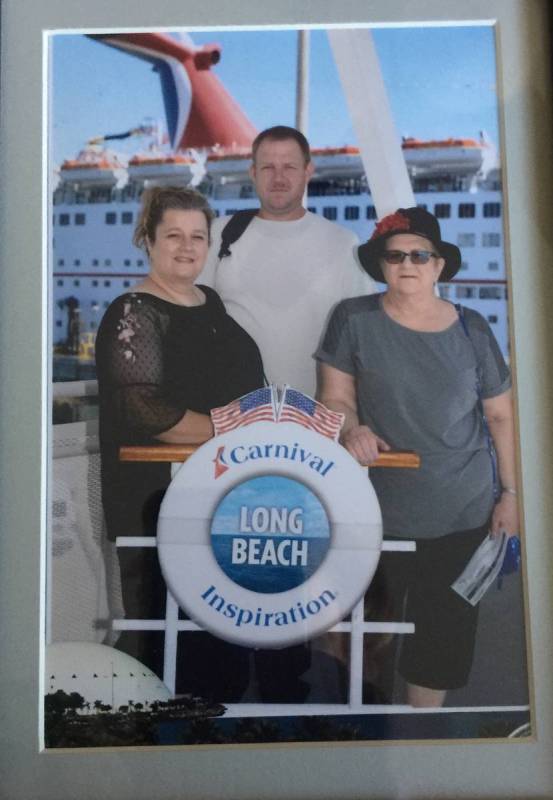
252, 126, 311, 164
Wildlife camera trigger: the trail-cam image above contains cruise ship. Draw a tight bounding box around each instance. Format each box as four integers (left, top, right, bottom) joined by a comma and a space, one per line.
51, 32, 508, 372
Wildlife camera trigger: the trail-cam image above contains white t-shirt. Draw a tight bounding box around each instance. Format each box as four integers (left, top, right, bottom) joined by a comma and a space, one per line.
199, 211, 374, 396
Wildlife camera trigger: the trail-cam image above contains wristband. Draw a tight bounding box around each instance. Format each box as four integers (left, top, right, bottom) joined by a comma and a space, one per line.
502, 487, 517, 496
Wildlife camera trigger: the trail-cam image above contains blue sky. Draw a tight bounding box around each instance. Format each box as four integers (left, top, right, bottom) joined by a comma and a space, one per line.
50, 25, 499, 164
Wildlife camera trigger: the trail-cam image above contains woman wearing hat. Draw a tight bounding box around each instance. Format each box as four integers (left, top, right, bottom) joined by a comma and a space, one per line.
316, 207, 518, 707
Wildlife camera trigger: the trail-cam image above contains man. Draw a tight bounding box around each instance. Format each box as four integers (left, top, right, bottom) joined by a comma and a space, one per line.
200, 125, 374, 397
200, 126, 374, 703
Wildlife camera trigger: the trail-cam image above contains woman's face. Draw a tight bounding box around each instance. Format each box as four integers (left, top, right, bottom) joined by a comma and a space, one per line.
381, 233, 445, 296
147, 208, 209, 286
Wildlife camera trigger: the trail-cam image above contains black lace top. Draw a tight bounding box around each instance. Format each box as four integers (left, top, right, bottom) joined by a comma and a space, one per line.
95, 287, 264, 540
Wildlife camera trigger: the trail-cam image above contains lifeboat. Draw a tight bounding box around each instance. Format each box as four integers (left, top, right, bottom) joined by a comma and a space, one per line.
127, 153, 196, 184
402, 137, 484, 177
311, 146, 362, 178
59, 147, 126, 187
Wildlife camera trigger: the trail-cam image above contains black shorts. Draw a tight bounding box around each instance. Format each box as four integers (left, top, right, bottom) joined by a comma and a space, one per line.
370, 522, 489, 691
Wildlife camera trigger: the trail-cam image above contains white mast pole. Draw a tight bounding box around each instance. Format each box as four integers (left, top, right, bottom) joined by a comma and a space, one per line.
328, 28, 414, 218
295, 30, 310, 135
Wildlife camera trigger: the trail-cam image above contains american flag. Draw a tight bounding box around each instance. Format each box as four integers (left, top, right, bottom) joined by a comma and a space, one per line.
277, 387, 344, 441
210, 386, 277, 435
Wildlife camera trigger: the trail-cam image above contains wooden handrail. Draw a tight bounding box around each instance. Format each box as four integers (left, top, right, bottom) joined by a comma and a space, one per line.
119, 443, 420, 468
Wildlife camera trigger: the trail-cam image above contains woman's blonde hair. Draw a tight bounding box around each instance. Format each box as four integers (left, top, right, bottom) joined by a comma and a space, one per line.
133, 186, 214, 254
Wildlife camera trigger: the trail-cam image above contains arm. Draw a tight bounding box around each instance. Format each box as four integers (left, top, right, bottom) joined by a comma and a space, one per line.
99, 296, 213, 445
317, 362, 389, 464
483, 389, 519, 537
154, 409, 213, 444
196, 216, 225, 288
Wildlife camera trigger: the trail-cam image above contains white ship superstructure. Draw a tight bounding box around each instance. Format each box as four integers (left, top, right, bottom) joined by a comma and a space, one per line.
53, 135, 507, 358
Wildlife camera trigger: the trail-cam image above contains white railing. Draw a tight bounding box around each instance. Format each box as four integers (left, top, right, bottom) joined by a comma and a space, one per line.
114, 536, 416, 716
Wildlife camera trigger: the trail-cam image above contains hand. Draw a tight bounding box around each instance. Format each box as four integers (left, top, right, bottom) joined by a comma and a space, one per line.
490, 492, 519, 538
341, 425, 390, 465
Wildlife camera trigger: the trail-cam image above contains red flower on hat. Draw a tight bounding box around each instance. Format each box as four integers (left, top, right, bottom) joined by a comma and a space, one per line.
370, 211, 411, 240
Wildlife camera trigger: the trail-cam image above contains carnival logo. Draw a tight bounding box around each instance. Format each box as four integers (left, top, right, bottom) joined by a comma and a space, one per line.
212, 440, 335, 479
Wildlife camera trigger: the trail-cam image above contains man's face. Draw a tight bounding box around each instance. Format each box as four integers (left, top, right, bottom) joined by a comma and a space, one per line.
249, 138, 314, 220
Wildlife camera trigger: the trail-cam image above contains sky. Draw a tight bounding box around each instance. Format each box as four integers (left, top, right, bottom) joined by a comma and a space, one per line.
49, 25, 500, 165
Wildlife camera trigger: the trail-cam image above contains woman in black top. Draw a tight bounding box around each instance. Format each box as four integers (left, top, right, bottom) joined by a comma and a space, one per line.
95, 186, 264, 699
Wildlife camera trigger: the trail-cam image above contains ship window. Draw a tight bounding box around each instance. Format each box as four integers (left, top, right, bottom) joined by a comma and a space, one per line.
73, 280, 80, 287
74, 213, 86, 225
56, 320, 62, 328
124, 259, 131, 266
345, 206, 359, 220
74, 259, 80, 266
57, 259, 65, 266
488, 261, 500, 271
483, 202, 501, 218
91, 187, 112, 203
308, 207, 317, 214
240, 185, 255, 199
52, 215, 56, 226
92, 280, 98, 287
226, 209, 239, 216
123, 280, 131, 287
460, 261, 469, 271
458, 203, 476, 218
92, 259, 99, 266
434, 203, 451, 218
479, 286, 502, 299
417, 203, 427, 211
366, 206, 377, 220
57, 280, 64, 286
122, 211, 133, 224
105, 212, 117, 225
104, 280, 111, 287
457, 233, 476, 247
323, 206, 337, 221
137, 259, 144, 267
104, 259, 112, 266
59, 213, 70, 226
487, 315, 498, 323
482, 232, 501, 247
455, 286, 475, 299
438, 286, 450, 299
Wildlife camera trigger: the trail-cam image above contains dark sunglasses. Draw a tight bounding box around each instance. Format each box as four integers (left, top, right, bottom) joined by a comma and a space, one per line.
382, 249, 438, 265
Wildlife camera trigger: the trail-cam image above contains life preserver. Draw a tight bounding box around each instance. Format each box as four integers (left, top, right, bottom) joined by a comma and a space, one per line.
157, 421, 382, 648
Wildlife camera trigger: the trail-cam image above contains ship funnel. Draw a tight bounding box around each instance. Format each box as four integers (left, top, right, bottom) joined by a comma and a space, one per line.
88, 33, 257, 152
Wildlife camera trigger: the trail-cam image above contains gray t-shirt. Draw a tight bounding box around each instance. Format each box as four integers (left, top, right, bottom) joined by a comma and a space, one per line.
316, 294, 511, 539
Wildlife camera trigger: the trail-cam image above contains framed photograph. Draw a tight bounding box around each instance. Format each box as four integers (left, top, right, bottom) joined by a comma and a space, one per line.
1, 0, 553, 797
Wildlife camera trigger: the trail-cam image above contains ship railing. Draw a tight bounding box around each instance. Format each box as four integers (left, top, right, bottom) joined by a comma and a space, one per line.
50, 389, 421, 715
114, 444, 420, 716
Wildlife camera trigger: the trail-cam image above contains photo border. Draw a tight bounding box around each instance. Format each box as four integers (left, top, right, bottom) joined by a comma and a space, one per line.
1, 0, 552, 797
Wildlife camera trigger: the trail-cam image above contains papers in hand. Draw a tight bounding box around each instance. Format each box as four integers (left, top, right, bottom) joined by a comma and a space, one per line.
451, 532, 509, 606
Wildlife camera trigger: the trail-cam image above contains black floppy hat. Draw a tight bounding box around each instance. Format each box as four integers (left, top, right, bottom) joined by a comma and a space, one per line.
357, 207, 462, 283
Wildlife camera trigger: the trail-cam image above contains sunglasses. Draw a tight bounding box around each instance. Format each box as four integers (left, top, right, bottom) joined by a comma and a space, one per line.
382, 249, 438, 265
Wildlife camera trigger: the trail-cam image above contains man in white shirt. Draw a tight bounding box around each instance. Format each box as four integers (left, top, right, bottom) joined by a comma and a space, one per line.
199, 126, 374, 703
200, 125, 374, 397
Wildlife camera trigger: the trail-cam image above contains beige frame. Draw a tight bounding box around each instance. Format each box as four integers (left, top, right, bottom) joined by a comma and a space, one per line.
1, 0, 552, 797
